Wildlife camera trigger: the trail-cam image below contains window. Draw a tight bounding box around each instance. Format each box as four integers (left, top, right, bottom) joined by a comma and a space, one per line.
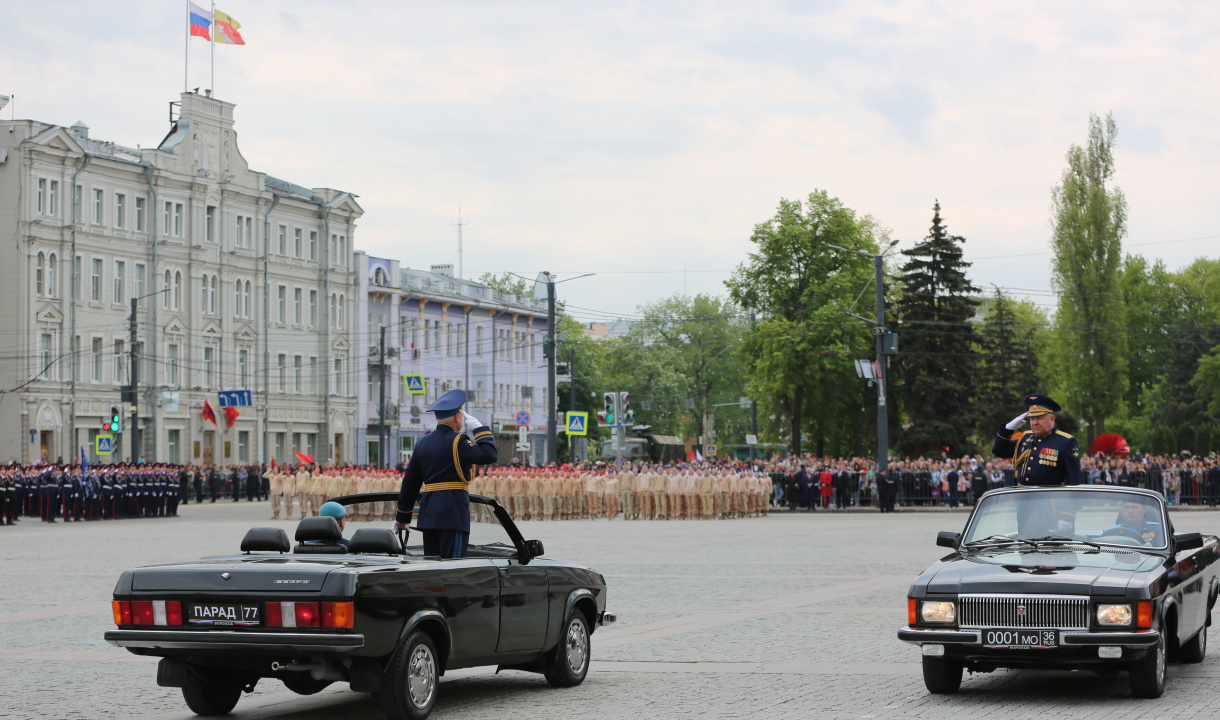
35, 252, 43, 295
477, 326, 483, 356
205, 206, 215, 242
309, 356, 317, 394
309, 290, 317, 326
234, 278, 242, 318
135, 263, 145, 304
90, 258, 102, 302
238, 431, 249, 462
167, 343, 179, 386
293, 356, 302, 393
309, 230, 317, 260
93, 188, 103, 224
293, 288, 302, 325
338, 235, 346, 261
173, 270, 182, 309
277, 354, 286, 392
294, 228, 302, 258
167, 430, 180, 464
36, 179, 45, 214
73, 255, 80, 301
277, 285, 286, 323
47, 254, 56, 298
333, 358, 343, 395
202, 347, 214, 388
234, 214, 254, 249
237, 348, 248, 387
91, 337, 102, 382
329, 293, 336, 328
338, 294, 344, 329
48, 180, 58, 216
447, 323, 453, 356
410, 318, 417, 350
174, 203, 183, 236
113, 339, 124, 383
209, 275, 217, 314
163, 269, 171, 309
164, 201, 183, 237
201, 276, 211, 315
39, 334, 51, 377
433, 321, 439, 351
243, 280, 251, 318
113, 261, 125, 304
531, 332, 536, 363
135, 197, 145, 232
278, 225, 286, 255
115, 194, 125, 229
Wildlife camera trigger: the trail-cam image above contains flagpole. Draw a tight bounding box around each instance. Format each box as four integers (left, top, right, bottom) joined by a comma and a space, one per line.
184, 0, 189, 92
210, 0, 215, 96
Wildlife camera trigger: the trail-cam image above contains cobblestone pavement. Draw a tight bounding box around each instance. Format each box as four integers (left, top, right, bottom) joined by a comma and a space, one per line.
5, 502, 1220, 719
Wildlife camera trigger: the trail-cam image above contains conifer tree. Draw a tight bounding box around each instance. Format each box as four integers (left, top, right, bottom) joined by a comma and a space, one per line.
977, 290, 1045, 439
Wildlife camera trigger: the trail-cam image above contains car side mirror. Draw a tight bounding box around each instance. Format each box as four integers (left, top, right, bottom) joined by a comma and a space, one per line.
524, 539, 544, 558
1174, 533, 1203, 552
936, 531, 960, 549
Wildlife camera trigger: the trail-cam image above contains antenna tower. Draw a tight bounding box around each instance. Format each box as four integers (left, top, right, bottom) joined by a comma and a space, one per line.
453, 204, 467, 279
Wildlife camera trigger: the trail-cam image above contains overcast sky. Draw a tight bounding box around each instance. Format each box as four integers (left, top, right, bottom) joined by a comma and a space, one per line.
6, 1, 1218, 323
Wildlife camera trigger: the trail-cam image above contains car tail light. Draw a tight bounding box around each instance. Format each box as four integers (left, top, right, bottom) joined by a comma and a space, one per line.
908, 598, 917, 626
1136, 601, 1153, 630
116, 600, 182, 626
265, 602, 321, 628
322, 602, 354, 629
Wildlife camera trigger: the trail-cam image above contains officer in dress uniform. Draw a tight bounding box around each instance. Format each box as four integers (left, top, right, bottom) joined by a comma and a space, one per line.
393, 389, 498, 559
992, 394, 1082, 535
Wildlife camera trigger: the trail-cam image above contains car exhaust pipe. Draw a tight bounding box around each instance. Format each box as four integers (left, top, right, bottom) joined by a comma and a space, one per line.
271, 659, 344, 682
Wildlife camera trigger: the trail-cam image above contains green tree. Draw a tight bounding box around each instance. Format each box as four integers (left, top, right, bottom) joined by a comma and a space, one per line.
893, 201, 980, 456
727, 190, 881, 457
976, 289, 1046, 441
478, 272, 531, 297
1049, 112, 1129, 443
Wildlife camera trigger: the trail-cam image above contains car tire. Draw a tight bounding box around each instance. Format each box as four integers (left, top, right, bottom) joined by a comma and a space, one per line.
1181, 624, 1207, 663
921, 656, 963, 694
1129, 632, 1167, 698
181, 674, 242, 716
544, 609, 591, 688
381, 629, 440, 720
281, 673, 333, 695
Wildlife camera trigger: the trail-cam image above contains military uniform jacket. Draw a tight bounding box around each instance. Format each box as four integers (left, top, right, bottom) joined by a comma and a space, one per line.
396, 424, 498, 534
992, 426, 1081, 486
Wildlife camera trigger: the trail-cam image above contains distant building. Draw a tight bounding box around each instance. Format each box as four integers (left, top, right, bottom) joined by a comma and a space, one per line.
582, 319, 632, 340
0, 92, 362, 466
354, 255, 552, 466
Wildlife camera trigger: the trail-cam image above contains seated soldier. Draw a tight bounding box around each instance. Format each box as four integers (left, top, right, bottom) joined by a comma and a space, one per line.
303, 502, 350, 548
1103, 499, 1162, 546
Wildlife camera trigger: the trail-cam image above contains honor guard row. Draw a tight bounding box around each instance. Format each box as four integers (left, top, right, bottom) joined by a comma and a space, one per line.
1, 463, 184, 524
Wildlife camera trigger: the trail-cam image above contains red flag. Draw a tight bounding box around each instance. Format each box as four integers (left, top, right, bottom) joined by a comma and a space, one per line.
293, 450, 314, 464
202, 399, 217, 426
223, 406, 239, 430
270, 457, 277, 469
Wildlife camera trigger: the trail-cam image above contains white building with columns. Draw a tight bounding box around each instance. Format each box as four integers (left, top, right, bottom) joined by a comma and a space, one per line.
0, 91, 361, 466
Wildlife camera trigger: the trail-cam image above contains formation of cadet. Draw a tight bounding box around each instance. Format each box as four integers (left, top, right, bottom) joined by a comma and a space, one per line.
260, 464, 403, 521
467, 462, 772, 521
1, 462, 186, 523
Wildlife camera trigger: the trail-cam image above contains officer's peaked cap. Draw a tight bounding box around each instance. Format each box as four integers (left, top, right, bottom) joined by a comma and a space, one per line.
1024, 394, 1062, 417
426, 389, 467, 419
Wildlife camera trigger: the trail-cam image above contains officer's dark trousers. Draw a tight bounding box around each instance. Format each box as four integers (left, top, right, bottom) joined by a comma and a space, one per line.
1210, 482, 1219, 508
422, 530, 469, 559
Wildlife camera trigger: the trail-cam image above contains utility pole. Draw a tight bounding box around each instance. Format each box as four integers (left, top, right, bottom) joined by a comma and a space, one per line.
129, 298, 139, 463
378, 325, 387, 469
872, 252, 888, 475
545, 272, 557, 465
750, 311, 758, 463
568, 347, 576, 463
453, 204, 466, 280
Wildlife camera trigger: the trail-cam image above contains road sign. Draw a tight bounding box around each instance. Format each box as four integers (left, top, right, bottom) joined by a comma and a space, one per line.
403, 374, 426, 394
515, 411, 530, 427
515, 443, 531, 452
96, 434, 114, 455
217, 390, 252, 407
566, 412, 588, 436
705, 444, 717, 457
518, 426, 529, 441
745, 434, 758, 446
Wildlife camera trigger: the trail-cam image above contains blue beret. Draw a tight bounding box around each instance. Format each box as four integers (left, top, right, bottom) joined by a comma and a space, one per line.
319, 501, 347, 519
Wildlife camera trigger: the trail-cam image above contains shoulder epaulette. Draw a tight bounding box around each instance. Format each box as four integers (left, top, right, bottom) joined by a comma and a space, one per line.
1055, 430, 1073, 438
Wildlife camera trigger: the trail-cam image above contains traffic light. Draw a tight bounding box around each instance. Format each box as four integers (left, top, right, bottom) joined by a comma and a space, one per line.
597, 391, 616, 427
619, 391, 633, 425
104, 403, 123, 433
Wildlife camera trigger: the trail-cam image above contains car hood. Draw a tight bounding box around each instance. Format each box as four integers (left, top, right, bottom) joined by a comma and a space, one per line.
925, 548, 1163, 596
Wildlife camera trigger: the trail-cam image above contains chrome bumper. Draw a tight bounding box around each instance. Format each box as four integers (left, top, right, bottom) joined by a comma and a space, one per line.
897, 628, 981, 644
104, 630, 365, 653
897, 626, 1160, 648
598, 611, 617, 627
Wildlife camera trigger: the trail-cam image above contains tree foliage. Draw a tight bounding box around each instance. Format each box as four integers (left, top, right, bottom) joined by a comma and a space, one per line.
478, 272, 531, 297
976, 289, 1047, 441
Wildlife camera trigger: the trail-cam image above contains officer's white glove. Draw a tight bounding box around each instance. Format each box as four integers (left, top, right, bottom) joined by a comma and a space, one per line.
461, 411, 482, 430
1057, 520, 1075, 535
1005, 412, 1028, 431
391, 520, 403, 534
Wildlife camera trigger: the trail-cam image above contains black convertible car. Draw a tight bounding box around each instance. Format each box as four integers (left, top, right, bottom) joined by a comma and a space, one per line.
104, 493, 615, 719
898, 485, 1218, 698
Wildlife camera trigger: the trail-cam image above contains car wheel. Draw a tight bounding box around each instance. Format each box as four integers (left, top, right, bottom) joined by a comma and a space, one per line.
281, 672, 333, 695
181, 674, 242, 716
544, 609, 591, 688
921, 656, 963, 694
381, 629, 440, 720
1181, 624, 1207, 663
1129, 632, 1167, 698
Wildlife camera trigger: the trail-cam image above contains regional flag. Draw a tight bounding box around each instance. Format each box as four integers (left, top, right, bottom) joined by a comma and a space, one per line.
214, 9, 246, 45
188, 1, 212, 41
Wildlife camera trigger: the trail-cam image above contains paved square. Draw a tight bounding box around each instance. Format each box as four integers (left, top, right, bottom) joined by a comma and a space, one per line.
3, 502, 1219, 719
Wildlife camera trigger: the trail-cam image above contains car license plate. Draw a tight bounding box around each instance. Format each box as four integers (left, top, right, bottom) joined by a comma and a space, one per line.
187, 603, 261, 627
983, 629, 1057, 649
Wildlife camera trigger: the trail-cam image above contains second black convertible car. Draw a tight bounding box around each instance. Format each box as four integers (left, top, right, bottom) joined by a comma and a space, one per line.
898, 486, 1218, 698
105, 493, 615, 719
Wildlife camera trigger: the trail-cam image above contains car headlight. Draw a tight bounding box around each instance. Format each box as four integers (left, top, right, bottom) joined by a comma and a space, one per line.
1096, 604, 1133, 626
921, 601, 956, 623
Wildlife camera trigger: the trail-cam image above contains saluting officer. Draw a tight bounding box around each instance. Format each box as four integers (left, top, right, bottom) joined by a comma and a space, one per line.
392, 389, 498, 559
992, 394, 1081, 486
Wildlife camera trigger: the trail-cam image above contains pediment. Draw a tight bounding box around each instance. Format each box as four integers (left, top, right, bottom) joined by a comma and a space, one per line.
201, 321, 223, 336
332, 337, 350, 352
164, 317, 187, 335
234, 324, 257, 342
28, 127, 83, 155
36, 304, 64, 323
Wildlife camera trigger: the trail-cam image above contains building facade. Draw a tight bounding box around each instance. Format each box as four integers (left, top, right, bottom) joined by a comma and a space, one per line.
354, 255, 551, 467
0, 92, 361, 466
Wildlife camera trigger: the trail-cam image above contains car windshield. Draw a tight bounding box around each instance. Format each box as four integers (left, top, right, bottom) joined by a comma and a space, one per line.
961, 489, 1168, 549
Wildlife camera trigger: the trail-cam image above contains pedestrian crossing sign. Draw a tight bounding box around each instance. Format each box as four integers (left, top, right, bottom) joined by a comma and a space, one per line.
566, 412, 588, 436
705, 444, 717, 457
96, 434, 114, 455
403, 374, 426, 394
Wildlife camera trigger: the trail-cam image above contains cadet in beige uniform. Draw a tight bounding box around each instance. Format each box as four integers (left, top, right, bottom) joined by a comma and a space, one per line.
619, 469, 635, 520
266, 468, 282, 519
699, 470, 715, 519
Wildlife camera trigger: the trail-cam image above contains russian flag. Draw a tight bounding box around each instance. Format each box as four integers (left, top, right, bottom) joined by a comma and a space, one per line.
189, 1, 211, 41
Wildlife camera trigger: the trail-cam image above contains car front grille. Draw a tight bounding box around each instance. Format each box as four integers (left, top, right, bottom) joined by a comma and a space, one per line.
958, 595, 1089, 630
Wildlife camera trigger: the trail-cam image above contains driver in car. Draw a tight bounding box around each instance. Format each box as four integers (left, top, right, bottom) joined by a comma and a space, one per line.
302, 502, 350, 548
1104, 500, 1162, 546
